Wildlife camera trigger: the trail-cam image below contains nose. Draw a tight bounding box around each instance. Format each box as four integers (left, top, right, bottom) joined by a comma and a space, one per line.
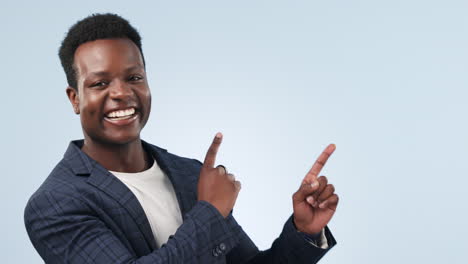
109, 79, 133, 100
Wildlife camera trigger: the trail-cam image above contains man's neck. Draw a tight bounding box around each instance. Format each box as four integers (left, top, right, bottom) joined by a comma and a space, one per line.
81, 137, 152, 173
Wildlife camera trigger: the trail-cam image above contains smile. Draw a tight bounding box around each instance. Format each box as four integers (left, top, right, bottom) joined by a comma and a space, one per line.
106, 108, 135, 119
104, 107, 138, 126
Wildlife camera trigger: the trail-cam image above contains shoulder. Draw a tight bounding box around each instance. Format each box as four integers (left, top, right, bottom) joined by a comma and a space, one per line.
24, 158, 87, 216
27, 158, 86, 201
143, 140, 204, 172
167, 151, 203, 171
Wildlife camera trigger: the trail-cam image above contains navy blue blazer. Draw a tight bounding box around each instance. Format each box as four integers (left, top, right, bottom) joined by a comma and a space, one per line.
24, 139, 336, 263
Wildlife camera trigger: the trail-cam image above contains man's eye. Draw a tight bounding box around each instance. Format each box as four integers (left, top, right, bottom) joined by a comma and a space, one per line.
92, 81, 108, 87
129, 75, 143, 82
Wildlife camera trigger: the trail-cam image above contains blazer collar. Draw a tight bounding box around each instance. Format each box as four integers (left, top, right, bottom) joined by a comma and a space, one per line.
63, 140, 95, 175
63, 139, 170, 175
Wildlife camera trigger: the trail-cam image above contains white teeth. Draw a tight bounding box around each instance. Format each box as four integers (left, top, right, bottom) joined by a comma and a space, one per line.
107, 108, 135, 118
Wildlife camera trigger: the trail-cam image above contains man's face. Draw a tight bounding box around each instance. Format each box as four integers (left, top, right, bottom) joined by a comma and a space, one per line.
66, 38, 151, 146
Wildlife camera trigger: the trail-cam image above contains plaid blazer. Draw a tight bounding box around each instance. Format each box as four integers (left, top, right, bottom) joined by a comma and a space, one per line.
24, 139, 336, 263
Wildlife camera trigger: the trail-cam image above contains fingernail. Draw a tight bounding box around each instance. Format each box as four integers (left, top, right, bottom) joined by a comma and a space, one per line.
215, 132, 222, 138
311, 181, 319, 188
307, 196, 314, 204
319, 201, 327, 208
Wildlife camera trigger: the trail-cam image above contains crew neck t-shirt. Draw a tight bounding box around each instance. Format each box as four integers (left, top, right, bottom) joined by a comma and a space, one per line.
110, 159, 183, 248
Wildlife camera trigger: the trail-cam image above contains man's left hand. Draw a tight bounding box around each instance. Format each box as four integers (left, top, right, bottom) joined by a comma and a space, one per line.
292, 144, 339, 235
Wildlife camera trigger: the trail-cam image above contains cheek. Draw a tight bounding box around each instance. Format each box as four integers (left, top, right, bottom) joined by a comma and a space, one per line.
79, 93, 102, 118
140, 88, 151, 108
139, 88, 151, 123
147, 92, 152, 108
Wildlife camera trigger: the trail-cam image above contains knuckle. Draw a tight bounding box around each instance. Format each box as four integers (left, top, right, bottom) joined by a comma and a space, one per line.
299, 183, 306, 190
208, 148, 216, 156
316, 160, 325, 166
292, 192, 298, 200
227, 173, 235, 181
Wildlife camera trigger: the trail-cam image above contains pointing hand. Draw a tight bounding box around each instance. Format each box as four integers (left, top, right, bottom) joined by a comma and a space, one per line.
197, 133, 241, 218
292, 144, 339, 234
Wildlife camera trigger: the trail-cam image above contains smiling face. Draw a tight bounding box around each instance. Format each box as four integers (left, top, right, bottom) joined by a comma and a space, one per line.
66, 38, 151, 146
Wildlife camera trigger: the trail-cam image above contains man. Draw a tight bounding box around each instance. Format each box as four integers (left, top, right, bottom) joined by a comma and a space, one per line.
24, 13, 339, 263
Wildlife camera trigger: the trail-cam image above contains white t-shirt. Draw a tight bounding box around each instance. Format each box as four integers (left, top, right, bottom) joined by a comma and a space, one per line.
110, 159, 183, 248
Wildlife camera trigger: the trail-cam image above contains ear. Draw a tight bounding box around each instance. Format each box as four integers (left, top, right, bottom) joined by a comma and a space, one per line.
66, 86, 80, 114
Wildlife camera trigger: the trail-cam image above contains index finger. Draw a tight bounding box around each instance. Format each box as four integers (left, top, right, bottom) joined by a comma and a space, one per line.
203, 132, 223, 168
303, 144, 336, 183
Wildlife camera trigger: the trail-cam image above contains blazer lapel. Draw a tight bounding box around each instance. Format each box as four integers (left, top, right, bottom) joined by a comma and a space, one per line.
64, 140, 157, 250
141, 140, 199, 217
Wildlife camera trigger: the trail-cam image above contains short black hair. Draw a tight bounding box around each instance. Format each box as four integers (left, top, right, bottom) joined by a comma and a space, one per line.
58, 13, 145, 89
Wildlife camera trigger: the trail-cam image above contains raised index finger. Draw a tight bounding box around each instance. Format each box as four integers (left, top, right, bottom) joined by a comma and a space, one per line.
303, 144, 336, 183
203, 132, 223, 168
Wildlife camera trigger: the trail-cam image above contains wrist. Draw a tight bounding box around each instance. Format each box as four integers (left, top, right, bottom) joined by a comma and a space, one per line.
292, 216, 322, 236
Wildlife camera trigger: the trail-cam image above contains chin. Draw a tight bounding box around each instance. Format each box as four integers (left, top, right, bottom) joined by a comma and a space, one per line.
108, 134, 141, 145
93, 130, 141, 146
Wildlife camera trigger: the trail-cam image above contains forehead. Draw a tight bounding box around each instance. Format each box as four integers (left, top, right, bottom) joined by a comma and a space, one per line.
74, 38, 144, 77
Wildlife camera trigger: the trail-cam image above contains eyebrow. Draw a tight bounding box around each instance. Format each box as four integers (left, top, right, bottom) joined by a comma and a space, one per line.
88, 65, 145, 77
124, 65, 145, 73
88, 71, 109, 77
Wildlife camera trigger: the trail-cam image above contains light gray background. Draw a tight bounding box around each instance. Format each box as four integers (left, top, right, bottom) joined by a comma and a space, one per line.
1, 0, 467, 263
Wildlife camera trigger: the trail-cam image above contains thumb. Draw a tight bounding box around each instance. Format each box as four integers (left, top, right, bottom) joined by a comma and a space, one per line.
293, 180, 319, 203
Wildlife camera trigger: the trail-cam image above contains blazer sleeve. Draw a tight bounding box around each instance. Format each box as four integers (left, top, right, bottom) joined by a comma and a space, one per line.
225, 214, 337, 264
24, 190, 240, 264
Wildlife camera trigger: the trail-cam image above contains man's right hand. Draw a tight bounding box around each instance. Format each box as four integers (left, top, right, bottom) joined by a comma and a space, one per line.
197, 132, 241, 218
